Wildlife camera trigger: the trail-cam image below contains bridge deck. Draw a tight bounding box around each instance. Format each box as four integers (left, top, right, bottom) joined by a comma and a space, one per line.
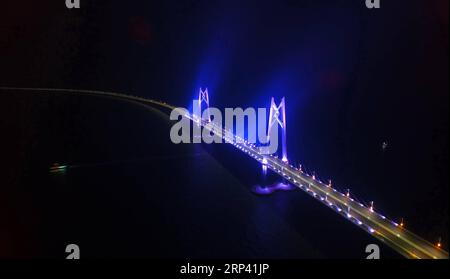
2, 87, 447, 259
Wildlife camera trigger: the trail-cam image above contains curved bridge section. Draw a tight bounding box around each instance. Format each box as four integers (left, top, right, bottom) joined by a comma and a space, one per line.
1, 87, 448, 259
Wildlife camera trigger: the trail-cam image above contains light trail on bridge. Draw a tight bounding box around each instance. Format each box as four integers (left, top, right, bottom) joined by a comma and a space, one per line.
1, 87, 448, 259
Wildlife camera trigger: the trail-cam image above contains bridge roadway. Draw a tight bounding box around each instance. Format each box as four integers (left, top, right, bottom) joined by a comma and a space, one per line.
1, 87, 448, 259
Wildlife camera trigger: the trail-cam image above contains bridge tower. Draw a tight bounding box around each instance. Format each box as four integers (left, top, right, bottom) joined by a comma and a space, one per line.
198, 88, 211, 122
267, 97, 288, 162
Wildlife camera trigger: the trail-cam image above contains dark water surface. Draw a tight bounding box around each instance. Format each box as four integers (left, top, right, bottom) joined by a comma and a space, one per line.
1, 91, 402, 258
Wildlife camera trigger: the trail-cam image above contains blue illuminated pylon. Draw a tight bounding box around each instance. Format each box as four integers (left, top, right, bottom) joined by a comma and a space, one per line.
198, 88, 211, 122
267, 97, 287, 162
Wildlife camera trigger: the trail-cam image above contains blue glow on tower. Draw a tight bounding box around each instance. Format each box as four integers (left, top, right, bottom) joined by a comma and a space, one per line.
267, 97, 287, 162
198, 88, 210, 122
